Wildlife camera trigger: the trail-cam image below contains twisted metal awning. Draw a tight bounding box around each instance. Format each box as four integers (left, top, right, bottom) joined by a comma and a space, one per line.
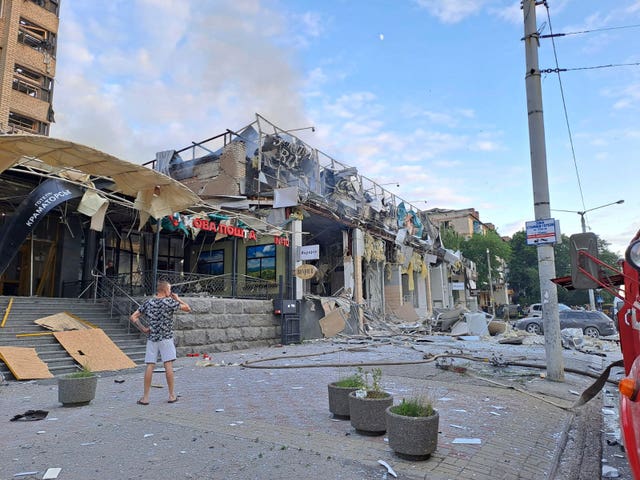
0, 134, 201, 219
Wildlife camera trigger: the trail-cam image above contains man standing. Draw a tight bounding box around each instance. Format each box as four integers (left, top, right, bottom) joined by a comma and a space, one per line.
130, 280, 191, 405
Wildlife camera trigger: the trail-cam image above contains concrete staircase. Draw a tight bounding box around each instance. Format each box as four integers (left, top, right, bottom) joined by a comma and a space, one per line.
0, 296, 146, 379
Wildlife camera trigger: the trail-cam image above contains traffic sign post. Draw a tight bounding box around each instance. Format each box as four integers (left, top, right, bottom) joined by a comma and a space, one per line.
525, 218, 559, 246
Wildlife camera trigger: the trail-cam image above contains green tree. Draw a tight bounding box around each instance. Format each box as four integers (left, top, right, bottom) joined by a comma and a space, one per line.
440, 226, 464, 252
458, 230, 511, 291
507, 231, 539, 305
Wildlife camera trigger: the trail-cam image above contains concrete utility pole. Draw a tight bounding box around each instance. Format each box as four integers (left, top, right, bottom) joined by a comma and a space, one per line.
522, 0, 564, 381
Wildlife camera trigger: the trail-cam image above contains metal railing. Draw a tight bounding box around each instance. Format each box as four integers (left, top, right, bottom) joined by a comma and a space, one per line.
63, 270, 279, 301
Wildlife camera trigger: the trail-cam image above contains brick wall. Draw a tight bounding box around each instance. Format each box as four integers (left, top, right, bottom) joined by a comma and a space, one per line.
0, 0, 58, 129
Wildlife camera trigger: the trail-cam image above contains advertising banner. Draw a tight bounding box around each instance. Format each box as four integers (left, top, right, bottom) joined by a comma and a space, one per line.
0, 178, 83, 276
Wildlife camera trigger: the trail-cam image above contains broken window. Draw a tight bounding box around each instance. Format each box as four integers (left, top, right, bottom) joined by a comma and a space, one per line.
28, 0, 60, 16
8, 111, 48, 135
13, 64, 52, 101
18, 18, 56, 55
246, 244, 276, 280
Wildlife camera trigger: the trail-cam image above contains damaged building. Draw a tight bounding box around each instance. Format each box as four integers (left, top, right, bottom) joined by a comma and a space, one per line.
152, 114, 477, 338
0, 114, 480, 344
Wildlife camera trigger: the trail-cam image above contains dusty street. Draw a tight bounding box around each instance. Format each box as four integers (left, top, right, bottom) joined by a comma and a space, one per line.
1, 334, 627, 479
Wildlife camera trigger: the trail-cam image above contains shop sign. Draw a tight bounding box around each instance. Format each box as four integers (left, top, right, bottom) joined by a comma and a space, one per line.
295, 264, 317, 280
274, 236, 290, 247
298, 244, 319, 260
192, 217, 257, 240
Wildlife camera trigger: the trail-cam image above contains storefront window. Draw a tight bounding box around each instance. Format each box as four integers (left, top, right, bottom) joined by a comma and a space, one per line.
246, 244, 276, 280
198, 249, 224, 275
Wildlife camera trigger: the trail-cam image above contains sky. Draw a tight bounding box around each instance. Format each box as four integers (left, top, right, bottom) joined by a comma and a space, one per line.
51, 0, 640, 255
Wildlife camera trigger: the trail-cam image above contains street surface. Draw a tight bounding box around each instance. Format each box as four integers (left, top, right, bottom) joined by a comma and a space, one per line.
0, 334, 630, 479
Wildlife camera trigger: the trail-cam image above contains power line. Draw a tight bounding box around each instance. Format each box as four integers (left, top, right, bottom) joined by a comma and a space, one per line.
540, 23, 640, 38
541, 62, 640, 73
543, 2, 587, 216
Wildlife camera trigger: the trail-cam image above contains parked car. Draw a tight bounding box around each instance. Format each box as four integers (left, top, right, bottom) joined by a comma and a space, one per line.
514, 309, 617, 338
525, 303, 571, 317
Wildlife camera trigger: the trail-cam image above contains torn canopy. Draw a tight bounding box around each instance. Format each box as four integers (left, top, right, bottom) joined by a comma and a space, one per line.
0, 135, 201, 219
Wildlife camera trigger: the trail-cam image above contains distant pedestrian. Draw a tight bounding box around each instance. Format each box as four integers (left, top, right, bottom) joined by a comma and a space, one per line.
130, 280, 191, 405
105, 260, 115, 277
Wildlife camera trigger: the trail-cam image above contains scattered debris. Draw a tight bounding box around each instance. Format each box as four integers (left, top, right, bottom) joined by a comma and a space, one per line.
452, 438, 482, 444
114, 378, 125, 384
602, 465, 620, 478
42, 468, 62, 479
377, 459, 397, 478
13, 471, 39, 477
450, 424, 466, 430
435, 358, 467, 374
144, 433, 154, 438
498, 337, 523, 345
10, 410, 48, 422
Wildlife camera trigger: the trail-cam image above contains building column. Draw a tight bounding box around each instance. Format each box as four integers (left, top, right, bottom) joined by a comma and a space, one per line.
291, 219, 303, 300
352, 228, 364, 330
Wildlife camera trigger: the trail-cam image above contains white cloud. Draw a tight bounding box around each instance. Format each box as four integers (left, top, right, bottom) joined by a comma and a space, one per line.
53, 0, 311, 161
490, 2, 522, 24
413, 0, 491, 23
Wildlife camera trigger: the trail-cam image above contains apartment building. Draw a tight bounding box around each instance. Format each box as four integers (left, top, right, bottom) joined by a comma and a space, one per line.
0, 0, 59, 135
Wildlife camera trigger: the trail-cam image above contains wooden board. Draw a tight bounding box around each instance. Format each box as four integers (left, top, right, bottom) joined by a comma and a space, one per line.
319, 309, 346, 338
53, 329, 136, 372
390, 304, 420, 322
0, 346, 53, 379
35, 312, 92, 331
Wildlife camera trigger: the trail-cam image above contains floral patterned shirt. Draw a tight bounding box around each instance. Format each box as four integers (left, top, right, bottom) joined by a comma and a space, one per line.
138, 297, 180, 342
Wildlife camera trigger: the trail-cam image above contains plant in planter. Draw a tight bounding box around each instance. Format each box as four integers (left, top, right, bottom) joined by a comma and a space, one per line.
348, 368, 393, 435
58, 364, 98, 407
328, 372, 365, 419
385, 396, 439, 460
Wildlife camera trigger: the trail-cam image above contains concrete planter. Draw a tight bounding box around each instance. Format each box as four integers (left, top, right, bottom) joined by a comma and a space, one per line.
348, 391, 393, 435
327, 382, 360, 419
385, 407, 439, 459
58, 374, 98, 407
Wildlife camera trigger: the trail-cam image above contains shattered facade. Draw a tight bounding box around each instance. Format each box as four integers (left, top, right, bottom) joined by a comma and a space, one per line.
157, 114, 476, 337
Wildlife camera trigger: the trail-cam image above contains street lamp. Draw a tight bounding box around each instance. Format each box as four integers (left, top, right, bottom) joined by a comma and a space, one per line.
281, 126, 315, 134
552, 199, 624, 310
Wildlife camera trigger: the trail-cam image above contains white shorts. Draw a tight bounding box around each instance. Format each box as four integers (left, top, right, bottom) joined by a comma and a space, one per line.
145, 338, 176, 364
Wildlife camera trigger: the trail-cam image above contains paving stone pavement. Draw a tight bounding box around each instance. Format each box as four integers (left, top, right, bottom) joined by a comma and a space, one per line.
0, 337, 620, 480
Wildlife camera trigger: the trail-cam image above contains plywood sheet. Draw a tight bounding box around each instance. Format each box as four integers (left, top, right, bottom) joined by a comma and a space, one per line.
320, 299, 337, 316
390, 304, 420, 322
0, 346, 53, 379
35, 312, 92, 331
319, 309, 346, 338
53, 329, 136, 372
